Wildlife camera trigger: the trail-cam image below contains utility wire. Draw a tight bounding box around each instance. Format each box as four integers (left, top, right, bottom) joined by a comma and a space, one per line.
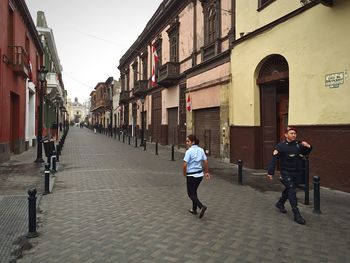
63, 71, 92, 89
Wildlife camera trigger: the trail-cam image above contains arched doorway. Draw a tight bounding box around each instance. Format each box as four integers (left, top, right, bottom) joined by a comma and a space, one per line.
257, 55, 289, 168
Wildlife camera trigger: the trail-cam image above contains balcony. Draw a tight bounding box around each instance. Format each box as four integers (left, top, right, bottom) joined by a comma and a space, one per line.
119, 90, 130, 104
46, 72, 62, 99
201, 40, 221, 62
91, 97, 112, 112
157, 62, 180, 87
8, 46, 29, 78
133, 80, 148, 98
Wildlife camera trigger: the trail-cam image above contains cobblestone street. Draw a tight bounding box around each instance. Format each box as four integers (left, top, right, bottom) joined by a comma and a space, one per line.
2, 127, 349, 263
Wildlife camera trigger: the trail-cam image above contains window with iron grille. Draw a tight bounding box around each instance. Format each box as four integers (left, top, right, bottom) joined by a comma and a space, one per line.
141, 52, 148, 80
201, 0, 220, 45
167, 19, 179, 62
132, 61, 138, 84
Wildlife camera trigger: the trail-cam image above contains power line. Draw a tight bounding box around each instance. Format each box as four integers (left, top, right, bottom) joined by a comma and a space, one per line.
63, 71, 92, 89
60, 24, 126, 48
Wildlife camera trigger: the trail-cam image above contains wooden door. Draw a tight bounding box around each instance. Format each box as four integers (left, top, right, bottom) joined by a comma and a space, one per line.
194, 107, 220, 157
261, 85, 277, 168
168, 107, 178, 146
278, 96, 289, 141
10, 92, 19, 153
151, 92, 162, 143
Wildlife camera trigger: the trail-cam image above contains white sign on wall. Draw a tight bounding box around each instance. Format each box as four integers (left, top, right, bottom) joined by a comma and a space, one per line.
325, 72, 345, 89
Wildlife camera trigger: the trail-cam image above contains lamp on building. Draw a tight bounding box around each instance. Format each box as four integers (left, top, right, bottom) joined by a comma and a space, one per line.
140, 96, 145, 147
34, 66, 48, 163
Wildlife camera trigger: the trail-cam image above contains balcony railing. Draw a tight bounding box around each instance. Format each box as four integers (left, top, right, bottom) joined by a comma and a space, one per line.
46, 72, 63, 97
157, 61, 180, 87
201, 40, 221, 62
133, 80, 149, 98
119, 90, 130, 104
91, 98, 112, 112
8, 45, 29, 78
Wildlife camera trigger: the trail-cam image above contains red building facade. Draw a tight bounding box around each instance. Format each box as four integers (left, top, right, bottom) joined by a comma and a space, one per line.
0, 0, 43, 163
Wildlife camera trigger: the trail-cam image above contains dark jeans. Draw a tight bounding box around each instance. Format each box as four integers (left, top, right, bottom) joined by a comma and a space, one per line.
280, 175, 298, 208
186, 176, 203, 211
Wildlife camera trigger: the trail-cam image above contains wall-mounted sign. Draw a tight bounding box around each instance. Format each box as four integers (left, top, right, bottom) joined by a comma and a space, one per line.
325, 72, 344, 89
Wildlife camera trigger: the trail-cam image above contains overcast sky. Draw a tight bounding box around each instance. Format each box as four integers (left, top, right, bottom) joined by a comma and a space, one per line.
26, 0, 163, 102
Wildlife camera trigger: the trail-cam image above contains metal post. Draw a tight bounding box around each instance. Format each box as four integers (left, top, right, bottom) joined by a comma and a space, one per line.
44, 168, 50, 195
52, 151, 56, 173
140, 99, 145, 147
143, 140, 146, 151
128, 136, 130, 145
238, 160, 243, 185
135, 137, 138, 147
304, 156, 310, 205
156, 142, 158, 155
313, 176, 322, 214
56, 144, 60, 162
34, 73, 45, 163
123, 133, 125, 143
27, 188, 38, 238
171, 145, 175, 161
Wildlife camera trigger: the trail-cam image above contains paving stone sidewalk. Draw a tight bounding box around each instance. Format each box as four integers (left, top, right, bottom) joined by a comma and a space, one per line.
0, 147, 46, 263
12, 127, 350, 262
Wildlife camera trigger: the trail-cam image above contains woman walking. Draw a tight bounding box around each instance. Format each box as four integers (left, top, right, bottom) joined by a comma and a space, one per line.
183, 134, 210, 218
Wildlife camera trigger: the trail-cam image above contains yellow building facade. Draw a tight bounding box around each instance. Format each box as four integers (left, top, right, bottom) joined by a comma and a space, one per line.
230, 0, 350, 191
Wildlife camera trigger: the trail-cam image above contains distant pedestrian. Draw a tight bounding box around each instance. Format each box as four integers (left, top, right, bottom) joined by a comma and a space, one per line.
267, 127, 312, 225
108, 122, 112, 137
183, 134, 210, 219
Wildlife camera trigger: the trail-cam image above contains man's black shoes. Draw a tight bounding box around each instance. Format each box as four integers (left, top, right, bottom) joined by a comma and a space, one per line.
275, 199, 287, 214
292, 207, 306, 225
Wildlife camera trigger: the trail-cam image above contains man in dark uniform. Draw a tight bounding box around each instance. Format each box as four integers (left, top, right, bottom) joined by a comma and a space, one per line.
267, 127, 312, 225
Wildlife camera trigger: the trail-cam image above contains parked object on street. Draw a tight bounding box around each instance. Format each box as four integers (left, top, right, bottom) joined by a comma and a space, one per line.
267, 127, 312, 225
27, 188, 38, 238
42, 136, 55, 164
313, 176, 322, 214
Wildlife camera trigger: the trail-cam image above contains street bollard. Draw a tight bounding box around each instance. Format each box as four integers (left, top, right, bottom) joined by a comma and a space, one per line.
128, 136, 130, 145
118, 132, 120, 141
238, 160, 243, 185
313, 176, 322, 214
51, 151, 57, 173
27, 188, 38, 238
135, 137, 138, 147
123, 133, 125, 143
304, 156, 310, 205
143, 140, 146, 151
156, 142, 158, 155
44, 167, 50, 195
171, 145, 175, 161
56, 144, 60, 162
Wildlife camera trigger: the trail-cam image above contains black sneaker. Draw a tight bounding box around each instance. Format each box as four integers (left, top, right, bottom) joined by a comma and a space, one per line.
199, 206, 207, 219
292, 207, 306, 225
189, 209, 197, 215
275, 201, 287, 214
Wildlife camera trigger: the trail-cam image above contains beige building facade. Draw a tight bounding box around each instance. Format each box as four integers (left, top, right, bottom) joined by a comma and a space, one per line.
119, 0, 234, 159
230, 0, 350, 191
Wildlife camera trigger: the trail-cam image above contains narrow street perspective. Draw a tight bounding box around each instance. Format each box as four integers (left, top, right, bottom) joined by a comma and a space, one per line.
1, 0, 350, 262
15, 127, 350, 263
